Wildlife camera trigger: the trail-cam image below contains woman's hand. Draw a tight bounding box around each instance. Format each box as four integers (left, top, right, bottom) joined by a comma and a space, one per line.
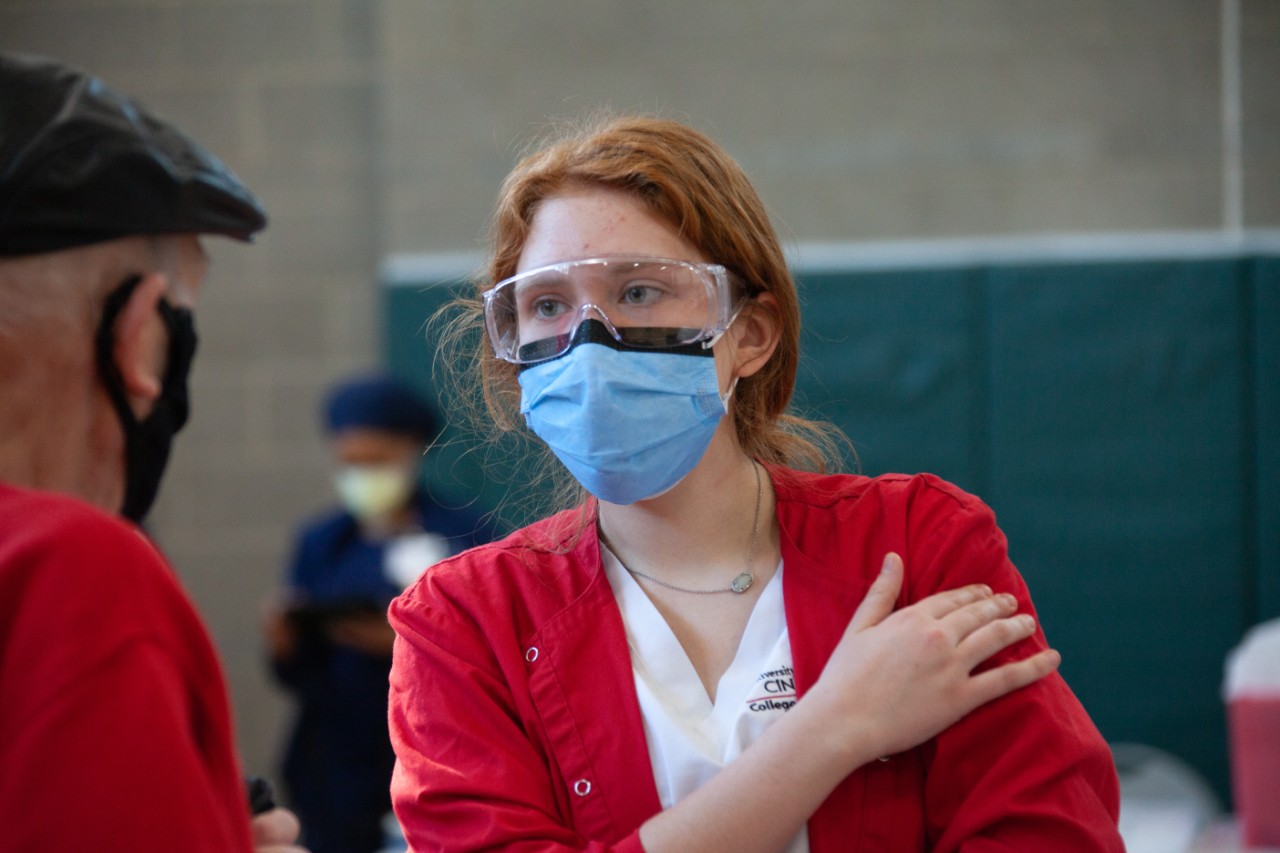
808, 552, 1060, 762
637, 550, 1058, 853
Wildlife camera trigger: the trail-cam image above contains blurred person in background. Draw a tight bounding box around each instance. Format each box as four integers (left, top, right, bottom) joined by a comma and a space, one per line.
265, 374, 494, 853
0, 51, 304, 852
385, 116, 1124, 852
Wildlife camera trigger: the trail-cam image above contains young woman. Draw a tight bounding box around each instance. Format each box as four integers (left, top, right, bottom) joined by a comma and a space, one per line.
387, 116, 1123, 852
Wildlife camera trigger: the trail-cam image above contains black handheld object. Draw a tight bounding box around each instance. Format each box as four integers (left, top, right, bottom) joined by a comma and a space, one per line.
245, 776, 277, 815
285, 598, 384, 636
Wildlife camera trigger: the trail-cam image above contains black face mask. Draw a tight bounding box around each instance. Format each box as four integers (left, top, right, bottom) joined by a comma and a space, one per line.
94, 276, 198, 524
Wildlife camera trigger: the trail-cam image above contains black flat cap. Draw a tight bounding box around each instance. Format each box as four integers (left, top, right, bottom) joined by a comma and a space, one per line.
0, 52, 266, 256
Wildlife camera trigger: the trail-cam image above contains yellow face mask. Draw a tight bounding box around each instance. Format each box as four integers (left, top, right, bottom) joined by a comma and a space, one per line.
333, 463, 415, 524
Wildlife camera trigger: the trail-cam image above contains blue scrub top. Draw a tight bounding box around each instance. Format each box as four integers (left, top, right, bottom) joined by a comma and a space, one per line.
272, 490, 494, 853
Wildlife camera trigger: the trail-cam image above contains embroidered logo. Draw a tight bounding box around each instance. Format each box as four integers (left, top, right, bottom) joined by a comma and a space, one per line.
746, 665, 796, 712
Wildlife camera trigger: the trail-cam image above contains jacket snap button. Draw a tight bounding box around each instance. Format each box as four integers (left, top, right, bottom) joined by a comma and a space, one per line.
573, 779, 591, 796
525, 647, 538, 662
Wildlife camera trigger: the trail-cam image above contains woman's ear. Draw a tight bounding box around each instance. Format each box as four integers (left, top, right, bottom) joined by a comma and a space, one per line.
110, 272, 169, 419
730, 292, 781, 380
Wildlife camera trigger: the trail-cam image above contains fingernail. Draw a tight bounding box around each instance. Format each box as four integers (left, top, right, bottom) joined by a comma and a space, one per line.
1020, 614, 1036, 630
881, 553, 899, 574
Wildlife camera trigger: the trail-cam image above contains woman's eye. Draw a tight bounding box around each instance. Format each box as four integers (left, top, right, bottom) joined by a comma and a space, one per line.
531, 297, 565, 318
621, 283, 659, 304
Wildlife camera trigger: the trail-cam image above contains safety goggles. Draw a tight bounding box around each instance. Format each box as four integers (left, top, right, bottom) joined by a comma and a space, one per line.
483, 256, 742, 364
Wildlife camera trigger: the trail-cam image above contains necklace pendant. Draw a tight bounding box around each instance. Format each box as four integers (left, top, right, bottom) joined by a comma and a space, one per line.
729, 572, 754, 594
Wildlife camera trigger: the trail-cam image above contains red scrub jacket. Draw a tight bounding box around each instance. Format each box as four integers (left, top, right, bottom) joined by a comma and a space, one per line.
388, 468, 1123, 852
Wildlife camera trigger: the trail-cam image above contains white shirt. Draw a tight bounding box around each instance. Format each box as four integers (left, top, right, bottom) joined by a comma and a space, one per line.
603, 551, 810, 853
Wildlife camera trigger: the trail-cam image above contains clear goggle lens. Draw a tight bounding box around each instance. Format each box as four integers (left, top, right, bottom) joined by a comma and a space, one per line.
483, 257, 738, 364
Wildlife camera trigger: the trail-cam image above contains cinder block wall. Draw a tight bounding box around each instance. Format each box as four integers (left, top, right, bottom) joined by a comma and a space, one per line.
3, 0, 1278, 786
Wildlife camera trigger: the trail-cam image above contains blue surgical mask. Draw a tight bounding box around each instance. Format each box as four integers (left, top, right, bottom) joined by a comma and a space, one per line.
518, 336, 733, 505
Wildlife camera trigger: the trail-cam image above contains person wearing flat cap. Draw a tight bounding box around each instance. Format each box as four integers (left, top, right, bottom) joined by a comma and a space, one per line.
263, 375, 494, 853
0, 52, 305, 851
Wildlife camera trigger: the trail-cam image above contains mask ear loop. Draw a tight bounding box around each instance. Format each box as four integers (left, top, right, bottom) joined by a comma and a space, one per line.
707, 300, 750, 412
702, 301, 747, 349
93, 275, 197, 523
718, 375, 739, 413
95, 275, 146, 432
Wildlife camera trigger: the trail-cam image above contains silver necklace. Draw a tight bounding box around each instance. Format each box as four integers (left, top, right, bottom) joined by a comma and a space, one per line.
606, 461, 763, 595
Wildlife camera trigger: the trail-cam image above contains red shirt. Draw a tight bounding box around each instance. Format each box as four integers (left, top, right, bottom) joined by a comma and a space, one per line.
0, 483, 253, 852
388, 469, 1123, 852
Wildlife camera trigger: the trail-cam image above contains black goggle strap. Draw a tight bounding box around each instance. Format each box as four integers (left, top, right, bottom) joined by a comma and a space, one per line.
516, 318, 714, 369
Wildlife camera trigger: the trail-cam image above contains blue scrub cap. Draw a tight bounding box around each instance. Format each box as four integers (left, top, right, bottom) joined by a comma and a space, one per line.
0, 51, 266, 256
323, 375, 440, 441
